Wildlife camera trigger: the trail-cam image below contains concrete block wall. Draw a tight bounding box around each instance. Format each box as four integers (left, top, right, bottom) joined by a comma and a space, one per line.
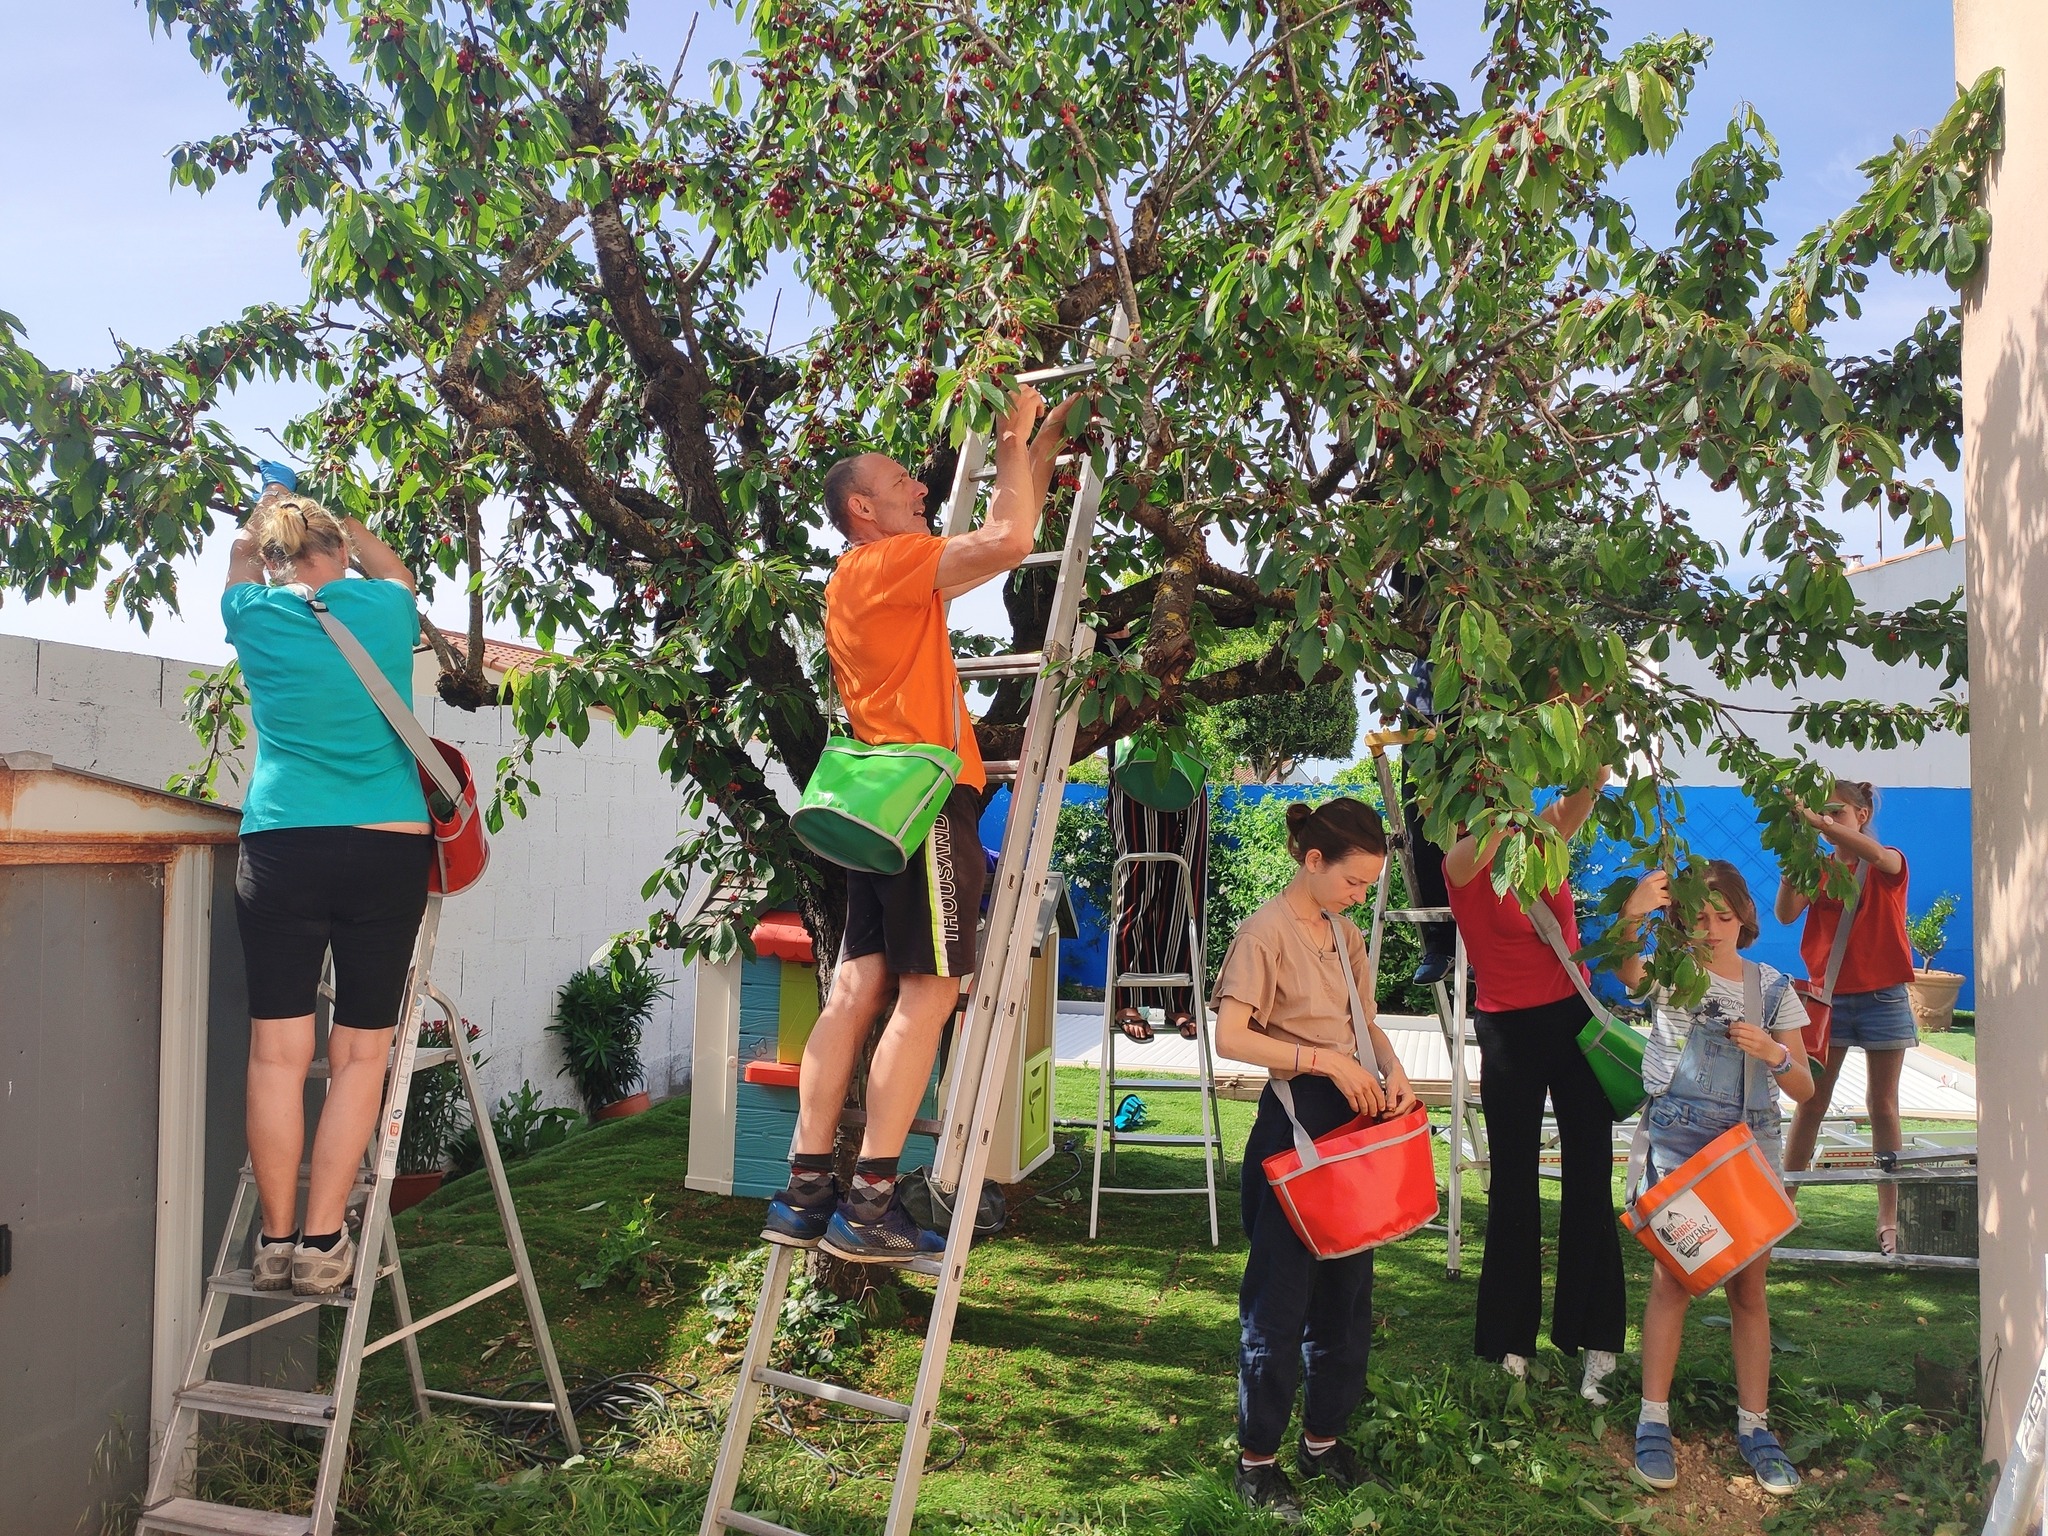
0, 634, 699, 1114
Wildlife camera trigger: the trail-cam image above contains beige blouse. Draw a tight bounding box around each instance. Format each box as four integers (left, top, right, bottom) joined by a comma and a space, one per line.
1213, 897, 1374, 1078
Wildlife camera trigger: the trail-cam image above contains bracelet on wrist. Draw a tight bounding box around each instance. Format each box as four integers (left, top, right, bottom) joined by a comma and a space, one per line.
1771, 1044, 1794, 1076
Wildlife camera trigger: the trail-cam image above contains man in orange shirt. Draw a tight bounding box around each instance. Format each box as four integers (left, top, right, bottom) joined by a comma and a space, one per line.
765, 384, 1074, 1263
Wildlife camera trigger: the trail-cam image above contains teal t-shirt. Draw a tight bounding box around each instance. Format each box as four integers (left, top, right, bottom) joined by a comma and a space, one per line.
222, 578, 430, 833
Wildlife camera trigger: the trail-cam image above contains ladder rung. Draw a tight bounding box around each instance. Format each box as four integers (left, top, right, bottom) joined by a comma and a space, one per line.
1114, 973, 1191, 988
307, 1045, 455, 1080
1108, 1133, 1219, 1147
839, 1108, 945, 1139
1018, 549, 1067, 567
717, 1511, 809, 1536
955, 651, 1043, 679
1110, 1077, 1210, 1091
176, 1381, 336, 1428
1017, 359, 1104, 384
756, 1366, 911, 1422
982, 760, 1019, 780
902, 1254, 944, 1279
1384, 907, 1453, 922
1098, 1186, 1214, 1196
422, 1387, 558, 1412
972, 454, 1081, 481
139, 1498, 312, 1536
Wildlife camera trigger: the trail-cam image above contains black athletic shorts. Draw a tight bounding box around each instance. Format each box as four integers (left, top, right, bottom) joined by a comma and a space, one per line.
235, 827, 434, 1028
840, 784, 986, 978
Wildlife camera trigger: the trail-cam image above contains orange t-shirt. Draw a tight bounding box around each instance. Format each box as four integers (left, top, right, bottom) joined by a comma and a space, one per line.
1799, 851, 1914, 995
824, 532, 984, 792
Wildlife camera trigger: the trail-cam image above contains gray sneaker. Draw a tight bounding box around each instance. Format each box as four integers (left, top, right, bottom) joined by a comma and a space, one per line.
251, 1234, 296, 1292
292, 1230, 356, 1296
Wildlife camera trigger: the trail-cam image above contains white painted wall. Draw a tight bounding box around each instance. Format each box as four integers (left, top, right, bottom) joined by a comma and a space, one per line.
1659, 541, 1970, 788
0, 634, 698, 1112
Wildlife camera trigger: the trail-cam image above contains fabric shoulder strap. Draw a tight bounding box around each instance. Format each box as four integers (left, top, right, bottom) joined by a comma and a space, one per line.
1268, 912, 1387, 1170
1517, 889, 1619, 1030
1816, 859, 1873, 1005
1741, 958, 1767, 1116
295, 587, 463, 803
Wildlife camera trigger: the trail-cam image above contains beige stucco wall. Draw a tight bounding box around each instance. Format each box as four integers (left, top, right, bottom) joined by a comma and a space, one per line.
1957, 0, 2048, 1460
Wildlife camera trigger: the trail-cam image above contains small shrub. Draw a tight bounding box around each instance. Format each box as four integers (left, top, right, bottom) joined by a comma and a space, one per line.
398, 1017, 480, 1175
1909, 893, 1961, 971
578, 1194, 669, 1291
702, 1247, 867, 1377
445, 1081, 578, 1181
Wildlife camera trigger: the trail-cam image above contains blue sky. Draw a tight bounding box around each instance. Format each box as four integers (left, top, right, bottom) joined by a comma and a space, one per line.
0, 1, 1961, 667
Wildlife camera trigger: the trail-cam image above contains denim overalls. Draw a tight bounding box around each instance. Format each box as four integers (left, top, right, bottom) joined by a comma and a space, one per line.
1641, 961, 1791, 1186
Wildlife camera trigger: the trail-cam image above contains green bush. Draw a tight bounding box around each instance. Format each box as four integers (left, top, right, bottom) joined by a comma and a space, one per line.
548, 956, 667, 1115
1908, 893, 1960, 970
397, 1016, 478, 1175
445, 1080, 578, 1181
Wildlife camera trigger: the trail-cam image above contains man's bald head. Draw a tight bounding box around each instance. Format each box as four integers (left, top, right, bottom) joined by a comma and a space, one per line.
823, 453, 891, 537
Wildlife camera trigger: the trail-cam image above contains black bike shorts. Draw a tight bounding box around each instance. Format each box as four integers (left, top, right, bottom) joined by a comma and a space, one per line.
839, 784, 987, 978
235, 827, 433, 1028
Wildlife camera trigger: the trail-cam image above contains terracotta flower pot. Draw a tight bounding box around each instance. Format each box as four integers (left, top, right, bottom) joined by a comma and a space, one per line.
1907, 969, 1966, 1033
594, 1089, 652, 1122
388, 1170, 445, 1214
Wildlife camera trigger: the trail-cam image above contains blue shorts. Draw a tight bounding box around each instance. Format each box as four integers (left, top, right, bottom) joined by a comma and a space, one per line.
1828, 984, 1918, 1051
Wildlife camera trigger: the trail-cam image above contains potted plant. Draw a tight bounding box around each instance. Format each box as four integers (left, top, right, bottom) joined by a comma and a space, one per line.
1906, 893, 1965, 1034
549, 954, 667, 1120
393, 1016, 478, 1211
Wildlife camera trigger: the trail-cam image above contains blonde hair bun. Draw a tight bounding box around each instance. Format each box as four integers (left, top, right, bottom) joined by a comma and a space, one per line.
246, 493, 348, 573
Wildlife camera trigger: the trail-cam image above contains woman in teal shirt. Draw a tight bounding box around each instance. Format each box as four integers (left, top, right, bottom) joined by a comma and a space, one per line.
225, 487, 430, 1297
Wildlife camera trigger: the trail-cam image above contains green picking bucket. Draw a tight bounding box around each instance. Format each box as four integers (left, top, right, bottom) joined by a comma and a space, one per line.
1577, 1011, 1650, 1119
792, 737, 962, 875
1111, 736, 1207, 812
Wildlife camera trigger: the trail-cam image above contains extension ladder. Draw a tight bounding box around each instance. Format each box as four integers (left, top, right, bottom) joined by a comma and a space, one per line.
138, 896, 581, 1536
1364, 731, 1487, 1279
698, 311, 1130, 1536
1981, 1259, 2048, 1536
1088, 849, 1223, 1245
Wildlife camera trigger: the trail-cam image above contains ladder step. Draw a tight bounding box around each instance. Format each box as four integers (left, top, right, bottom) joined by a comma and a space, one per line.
1098, 1186, 1215, 1196
756, 1366, 911, 1422
139, 1498, 312, 1536
955, 651, 1043, 680
717, 1511, 810, 1536
176, 1381, 336, 1428
973, 455, 1081, 482
307, 1045, 455, 1080
1108, 1133, 1219, 1147
1384, 907, 1453, 923
207, 1269, 361, 1306
1018, 549, 1067, 567
839, 1108, 944, 1139
982, 760, 1019, 780
1110, 1077, 1212, 1091
1114, 973, 1192, 988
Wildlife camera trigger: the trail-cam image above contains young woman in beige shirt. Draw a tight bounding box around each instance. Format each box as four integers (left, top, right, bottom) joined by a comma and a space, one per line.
1212, 798, 1417, 1519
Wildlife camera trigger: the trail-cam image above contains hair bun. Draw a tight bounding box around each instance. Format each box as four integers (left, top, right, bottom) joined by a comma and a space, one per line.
1285, 802, 1314, 827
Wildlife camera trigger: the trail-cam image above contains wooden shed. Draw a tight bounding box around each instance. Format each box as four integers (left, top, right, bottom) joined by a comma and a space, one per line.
0, 752, 292, 1536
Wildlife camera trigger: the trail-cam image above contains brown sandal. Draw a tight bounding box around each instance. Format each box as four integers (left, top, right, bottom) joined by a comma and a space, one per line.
1171, 1011, 1200, 1040
1115, 1007, 1154, 1044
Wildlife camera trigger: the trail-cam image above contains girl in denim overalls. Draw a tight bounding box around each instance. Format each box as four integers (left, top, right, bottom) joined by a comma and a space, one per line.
1615, 861, 1816, 1497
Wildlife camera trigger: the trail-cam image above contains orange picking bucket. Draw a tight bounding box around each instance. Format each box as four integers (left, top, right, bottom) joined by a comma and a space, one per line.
1622, 1123, 1798, 1296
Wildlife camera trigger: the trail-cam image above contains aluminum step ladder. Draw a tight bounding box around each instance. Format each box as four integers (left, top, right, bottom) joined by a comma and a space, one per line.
699, 311, 1131, 1536
138, 896, 581, 1536
1088, 849, 1223, 1245
1364, 730, 1487, 1279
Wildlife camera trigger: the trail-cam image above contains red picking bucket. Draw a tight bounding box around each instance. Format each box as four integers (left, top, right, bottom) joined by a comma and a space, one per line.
1789, 979, 1833, 1061
1262, 1104, 1439, 1259
420, 737, 489, 896
1622, 1123, 1799, 1296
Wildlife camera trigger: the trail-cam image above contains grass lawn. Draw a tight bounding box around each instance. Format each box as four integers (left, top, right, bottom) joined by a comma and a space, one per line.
193, 1073, 1991, 1535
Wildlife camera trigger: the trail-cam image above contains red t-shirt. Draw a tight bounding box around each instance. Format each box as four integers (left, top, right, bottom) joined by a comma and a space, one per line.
1800, 851, 1913, 995
1445, 860, 1585, 1013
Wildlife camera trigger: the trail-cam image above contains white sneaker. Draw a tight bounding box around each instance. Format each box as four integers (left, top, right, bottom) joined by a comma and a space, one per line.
1503, 1353, 1529, 1381
1581, 1349, 1618, 1406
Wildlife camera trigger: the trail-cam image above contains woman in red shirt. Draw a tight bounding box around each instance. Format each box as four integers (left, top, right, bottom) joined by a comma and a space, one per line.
1776, 780, 1916, 1255
1444, 767, 1626, 1404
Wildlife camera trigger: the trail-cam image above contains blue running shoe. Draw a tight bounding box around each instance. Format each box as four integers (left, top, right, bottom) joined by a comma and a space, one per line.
762, 1189, 835, 1249
820, 1197, 945, 1265
1738, 1427, 1800, 1497
1632, 1422, 1678, 1491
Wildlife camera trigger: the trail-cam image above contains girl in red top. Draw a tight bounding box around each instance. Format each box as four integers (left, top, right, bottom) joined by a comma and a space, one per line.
1776, 780, 1916, 1255
1444, 766, 1626, 1404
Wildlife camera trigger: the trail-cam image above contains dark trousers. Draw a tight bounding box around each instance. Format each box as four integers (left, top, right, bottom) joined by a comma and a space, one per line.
1238, 1077, 1375, 1455
1471, 997, 1627, 1360
1399, 757, 1454, 960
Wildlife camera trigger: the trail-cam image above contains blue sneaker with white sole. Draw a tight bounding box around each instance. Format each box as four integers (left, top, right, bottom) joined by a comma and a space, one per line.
1738, 1428, 1801, 1496
820, 1197, 945, 1265
1632, 1422, 1678, 1490
762, 1187, 836, 1249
